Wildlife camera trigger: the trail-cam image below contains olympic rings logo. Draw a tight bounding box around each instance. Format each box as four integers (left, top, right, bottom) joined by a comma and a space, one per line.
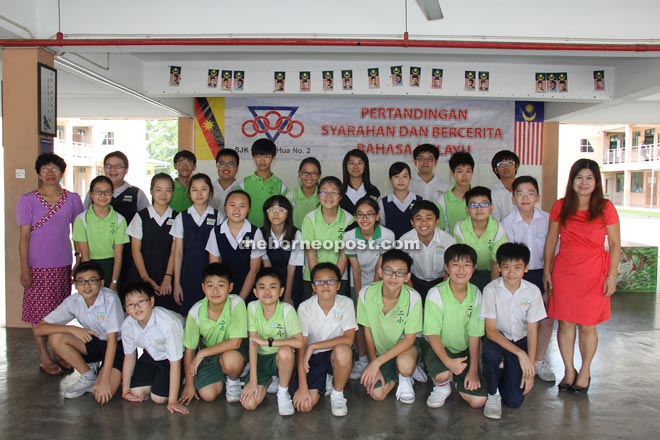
241, 110, 304, 138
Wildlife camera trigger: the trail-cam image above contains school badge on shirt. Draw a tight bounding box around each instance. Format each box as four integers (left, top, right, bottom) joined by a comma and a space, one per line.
95, 311, 106, 322
123, 195, 133, 203
166, 218, 175, 226
520, 298, 532, 310
334, 310, 344, 322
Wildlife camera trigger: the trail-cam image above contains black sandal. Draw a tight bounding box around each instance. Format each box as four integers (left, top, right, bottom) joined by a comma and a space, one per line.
572, 377, 591, 395
558, 370, 577, 392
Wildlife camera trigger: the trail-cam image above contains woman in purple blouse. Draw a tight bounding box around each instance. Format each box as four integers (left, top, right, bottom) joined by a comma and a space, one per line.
17, 153, 84, 375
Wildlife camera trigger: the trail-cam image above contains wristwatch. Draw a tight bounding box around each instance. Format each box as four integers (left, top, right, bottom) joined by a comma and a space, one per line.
268, 337, 274, 347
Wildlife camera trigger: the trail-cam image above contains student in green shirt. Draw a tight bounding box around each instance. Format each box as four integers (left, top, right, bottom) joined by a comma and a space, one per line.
240, 268, 304, 416
179, 263, 247, 405
170, 151, 196, 212
292, 157, 321, 229
436, 151, 474, 233
356, 249, 423, 404
453, 186, 508, 291
238, 138, 290, 227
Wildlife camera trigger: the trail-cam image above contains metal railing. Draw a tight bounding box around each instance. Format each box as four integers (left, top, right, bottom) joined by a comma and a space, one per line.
603, 143, 660, 164
55, 139, 94, 159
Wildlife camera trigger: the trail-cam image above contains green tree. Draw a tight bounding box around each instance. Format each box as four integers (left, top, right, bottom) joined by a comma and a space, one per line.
146, 119, 178, 174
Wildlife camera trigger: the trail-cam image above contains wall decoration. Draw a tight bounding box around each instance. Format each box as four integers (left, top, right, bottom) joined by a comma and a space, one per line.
221, 70, 232, 91
233, 71, 245, 91
431, 68, 443, 89
410, 67, 421, 87
594, 70, 605, 91
391, 66, 403, 86
558, 72, 568, 92
464, 71, 476, 91
299, 71, 311, 92
169, 65, 181, 86
208, 69, 219, 88
322, 71, 334, 91
535, 73, 546, 93
342, 70, 353, 91
38, 62, 57, 136
274, 71, 285, 92
368, 68, 380, 89
479, 71, 489, 92
546, 73, 557, 92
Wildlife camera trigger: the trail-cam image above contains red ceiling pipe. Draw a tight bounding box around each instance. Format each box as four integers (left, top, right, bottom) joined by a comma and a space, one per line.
0, 37, 658, 52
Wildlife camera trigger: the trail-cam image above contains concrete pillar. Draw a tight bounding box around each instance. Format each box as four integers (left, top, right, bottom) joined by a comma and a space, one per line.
178, 117, 194, 152
2, 48, 55, 328
541, 121, 559, 211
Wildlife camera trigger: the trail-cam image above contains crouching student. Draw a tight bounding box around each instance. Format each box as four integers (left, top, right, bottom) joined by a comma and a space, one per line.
120, 282, 188, 415
480, 243, 546, 419
35, 261, 124, 403
357, 250, 423, 404
240, 268, 304, 416
294, 263, 357, 417
423, 244, 487, 409
179, 263, 247, 405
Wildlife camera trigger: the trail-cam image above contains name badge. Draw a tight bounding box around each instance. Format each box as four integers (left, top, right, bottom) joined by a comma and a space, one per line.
123, 195, 133, 203
520, 298, 532, 309
166, 218, 175, 226
536, 232, 546, 241
95, 311, 106, 322
206, 218, 216, 226
334, 310, 344, 322
155, 338, 166, 346
435, 245, 446, 255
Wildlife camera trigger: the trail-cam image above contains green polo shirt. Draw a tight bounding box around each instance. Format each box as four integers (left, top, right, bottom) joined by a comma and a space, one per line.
292, 186, 319, 230
301, 207, 354, 280
247, 300, 301, 355
453, 217, 508, 271
423, 280, 484, 354
183, 296, 247, 349
72, 206, 129, 259
356, 281, 423, 356
170, 179, 192, 213
436, 186, 469, 233
238, 173, 290, 227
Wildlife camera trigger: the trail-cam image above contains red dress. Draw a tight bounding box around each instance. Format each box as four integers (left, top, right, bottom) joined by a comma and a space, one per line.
548, 199, 619, 325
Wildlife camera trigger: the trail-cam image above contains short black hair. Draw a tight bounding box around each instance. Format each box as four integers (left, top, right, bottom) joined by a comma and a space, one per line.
73, 261, 104, 280
444, 243, 477, 266
311, 262, 341, 282
381, 249, 413, 272
491, 150, 520, 178
496, 242, 531, 265
122, 281, 155, 302
448, 151, 474, 172
201, 262, 233, 283
410, 200, 439, 221
512, 175, 539, 193
298, 156, 321, 175
251, 138, 277, 157
215, 148, 240, 167
35, 153, 66, 174
150, 173, 174, 191
464, 186, 492, 204
319, 176, 344, 196
189, 173, 214, 197
389, 162, 411, 178
254, 267, 283, 286
173, 150, 197, 165
104, 151, 129, 168
225, 189, 251, 209
413, 144, 439, 161
90, 175, 114, 194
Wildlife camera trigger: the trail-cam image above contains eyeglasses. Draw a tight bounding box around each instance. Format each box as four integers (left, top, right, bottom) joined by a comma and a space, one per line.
104, 163, 126, 170
125, 299, 150, 310
382, 268, 408, 278
416, 157, 436, 163
300, 171, 320, 178
40, 166, 61, 174
267, 207, 288, 214
468, 201, 491, 209
496, 160, 516, 168
319, 191, 341, 198
176, 160, 194, 167
355, 212, 377, 219
312, 279, 339, 286
348, 160, 365, 167
74, 278, 100, 286
514, 191, 537, 199
93, 189, 113, 196
217, 161, 237, 168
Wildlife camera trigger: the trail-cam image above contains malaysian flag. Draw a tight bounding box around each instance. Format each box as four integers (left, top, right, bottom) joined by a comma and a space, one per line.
514, 102, 544, 165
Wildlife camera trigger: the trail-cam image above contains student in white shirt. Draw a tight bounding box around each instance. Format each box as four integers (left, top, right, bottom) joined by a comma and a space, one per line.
409, 144, 449, 202
490, 150, 520, 221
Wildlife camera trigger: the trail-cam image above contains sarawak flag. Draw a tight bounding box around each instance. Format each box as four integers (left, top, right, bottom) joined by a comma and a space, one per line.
514, 102, 544, 165
194, 97, 226, 160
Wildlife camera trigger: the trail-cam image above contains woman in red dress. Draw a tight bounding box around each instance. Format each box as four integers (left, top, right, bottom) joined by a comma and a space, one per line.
543, 159, 621, 394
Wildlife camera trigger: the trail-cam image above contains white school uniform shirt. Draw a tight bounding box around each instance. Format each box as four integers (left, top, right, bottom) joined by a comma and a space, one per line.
297, 295, 358, 354
169, 205, 220, 239
400, 227, 456, 281
126, 206, 176, 240
501, 207, 549, 271
491, 181, 515, 221
409, 174, 450, 202
345, 183, 367, 205
210, 179, 239, 217
121, 306, 184, 361
84, 182, 150, 211
264, 229, 304, 266
205, 219, 267, 259
377, 192, 418, 226
44, 287, 124, 341
479, 278, 547, 342
343, 225, 395, 288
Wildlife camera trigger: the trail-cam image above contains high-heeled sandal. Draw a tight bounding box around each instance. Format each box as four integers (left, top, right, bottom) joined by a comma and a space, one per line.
557, 369, 577, 392
572, 377, 591, 395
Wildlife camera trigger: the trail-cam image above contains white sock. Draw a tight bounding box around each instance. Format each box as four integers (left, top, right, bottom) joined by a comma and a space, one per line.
331, 388, 344, 397
358, 355, 368, 363
434, 380, 450, 388
535, 360, 544, 367
277, 385, 289, 395
82, 369, 97, 381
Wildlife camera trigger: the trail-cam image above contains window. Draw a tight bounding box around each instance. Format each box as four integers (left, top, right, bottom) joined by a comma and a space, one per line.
580, 139, 594, 153
101, 132, 115, 146
76, 128, 86, 137
631, 172, 644, 193
644, 129, 655, 145
56, 125, 65, 140
616, 173, 624, 193
633, 131, 640, 147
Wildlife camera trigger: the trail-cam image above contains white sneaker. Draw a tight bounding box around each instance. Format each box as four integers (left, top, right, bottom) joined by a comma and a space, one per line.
64, 375, 95, 399
535, 360, 556, 382
277, 392, 295, 416
267, 376, 279, 394
87, 362, 101, 375
330, 394, 348, 417
324, 374, 333, 397
395, 375, 415, 404
426, 383, 452, 408
484, 394, 502, 420
225, 378, 242, 403
350, 359, 368, 380
412, 364, 428, 383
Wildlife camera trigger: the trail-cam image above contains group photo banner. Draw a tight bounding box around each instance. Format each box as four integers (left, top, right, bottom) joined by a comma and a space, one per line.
196, 97, 527, 163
